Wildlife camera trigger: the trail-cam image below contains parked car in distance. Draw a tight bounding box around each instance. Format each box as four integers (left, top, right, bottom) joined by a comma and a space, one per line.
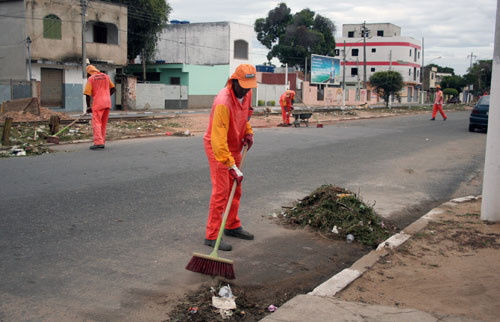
469, 95, 489, 132
447, 97, 461, 104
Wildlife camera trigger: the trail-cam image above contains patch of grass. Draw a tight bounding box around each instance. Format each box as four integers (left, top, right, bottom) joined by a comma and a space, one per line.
279, 184, 396, 247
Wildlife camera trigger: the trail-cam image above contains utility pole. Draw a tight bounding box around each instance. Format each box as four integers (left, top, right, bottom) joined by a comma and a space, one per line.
342, 40, 346, 108
420, 37, 424, 104
142, 48, 146, 81
361, 21, 369, 89
481, 0, 500, 222
26, 36, 32, 81
389, 50, 392, 109
467, 52, 477, 102
81, 0, 87, 78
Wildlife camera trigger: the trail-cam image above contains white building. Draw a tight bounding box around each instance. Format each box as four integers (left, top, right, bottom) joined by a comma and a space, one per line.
337, 23, 422, 103
154, 21, 253, 78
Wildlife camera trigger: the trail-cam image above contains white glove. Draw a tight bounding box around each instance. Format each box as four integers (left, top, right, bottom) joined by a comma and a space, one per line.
229, 165, 243, 177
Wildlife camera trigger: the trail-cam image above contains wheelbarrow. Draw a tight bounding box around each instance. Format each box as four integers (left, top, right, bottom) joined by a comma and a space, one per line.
291, 111, 312, 127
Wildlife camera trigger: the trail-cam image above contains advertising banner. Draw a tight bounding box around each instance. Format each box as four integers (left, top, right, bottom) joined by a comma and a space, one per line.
310, 54, 341, 85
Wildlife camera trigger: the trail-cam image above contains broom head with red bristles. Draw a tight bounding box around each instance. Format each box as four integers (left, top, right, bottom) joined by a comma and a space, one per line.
186, 252, 235, 280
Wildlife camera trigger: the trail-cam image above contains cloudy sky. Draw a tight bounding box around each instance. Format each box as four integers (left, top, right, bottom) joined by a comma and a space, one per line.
168, 0, 497, 75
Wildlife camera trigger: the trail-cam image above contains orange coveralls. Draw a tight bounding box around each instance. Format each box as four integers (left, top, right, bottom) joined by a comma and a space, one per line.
280, 90, 295, 124
203, 83, 253, 240
83, 71, 115, 145
432, 89, 447, 119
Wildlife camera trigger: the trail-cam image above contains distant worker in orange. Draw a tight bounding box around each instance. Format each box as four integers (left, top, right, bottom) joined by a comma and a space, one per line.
84, 65, 116, 149
203, 64, 256, 251
280, 89, 295, 126
430, 84, 447, 121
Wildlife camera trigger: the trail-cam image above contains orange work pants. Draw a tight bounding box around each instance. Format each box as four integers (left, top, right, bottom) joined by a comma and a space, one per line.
280, 102, 291, 124
432, 103, 447, 119
205, 148, 242, 240
91, 108, 110, 145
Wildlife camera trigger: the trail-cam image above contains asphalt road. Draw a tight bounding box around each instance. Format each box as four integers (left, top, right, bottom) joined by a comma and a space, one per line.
0, 111, 486, 321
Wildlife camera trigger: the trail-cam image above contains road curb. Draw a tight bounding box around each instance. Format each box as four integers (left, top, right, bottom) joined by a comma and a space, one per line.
308, 195, 482, 298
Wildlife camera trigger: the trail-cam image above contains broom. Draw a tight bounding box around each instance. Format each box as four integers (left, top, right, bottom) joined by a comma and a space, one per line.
186, 146, 248, 280
46, 112, 89, 144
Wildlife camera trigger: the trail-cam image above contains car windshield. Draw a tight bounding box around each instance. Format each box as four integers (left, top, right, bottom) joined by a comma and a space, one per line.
477, 95, 490, 105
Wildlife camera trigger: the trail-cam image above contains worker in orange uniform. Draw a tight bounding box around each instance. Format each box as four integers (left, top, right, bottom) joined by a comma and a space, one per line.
430, 84, 447, 121
84, 65, 116, 149
280, 90, 295, 126
203, 64, 256, 251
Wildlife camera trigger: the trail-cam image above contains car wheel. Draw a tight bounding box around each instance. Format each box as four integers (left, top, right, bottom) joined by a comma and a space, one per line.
468, 124, 475, 132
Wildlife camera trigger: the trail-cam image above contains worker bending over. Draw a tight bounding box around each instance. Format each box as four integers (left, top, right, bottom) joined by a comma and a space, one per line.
280, 90, 295, 126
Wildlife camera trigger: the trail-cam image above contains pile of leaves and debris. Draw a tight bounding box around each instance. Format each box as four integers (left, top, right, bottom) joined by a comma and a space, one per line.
278, 185, 397, 248
0, 124, 54, 157
167, 283, 281, 322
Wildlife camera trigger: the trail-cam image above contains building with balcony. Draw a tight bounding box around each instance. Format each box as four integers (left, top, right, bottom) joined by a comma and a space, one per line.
0, 0, 127, 111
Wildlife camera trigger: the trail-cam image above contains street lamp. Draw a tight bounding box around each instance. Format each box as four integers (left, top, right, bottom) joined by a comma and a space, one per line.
427, 56, 442, 66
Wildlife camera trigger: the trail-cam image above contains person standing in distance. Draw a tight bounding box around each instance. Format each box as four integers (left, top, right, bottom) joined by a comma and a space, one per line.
203, 64, 257, 251
84, 65, 116, 149
430, 84, 447, 121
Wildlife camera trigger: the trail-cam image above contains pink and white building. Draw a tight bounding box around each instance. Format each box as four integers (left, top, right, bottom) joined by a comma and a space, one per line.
337, 23, 422, 103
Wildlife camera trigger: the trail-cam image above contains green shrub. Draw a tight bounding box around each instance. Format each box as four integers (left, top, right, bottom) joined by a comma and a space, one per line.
258, 100, 265, 106
267, 100, 275, 106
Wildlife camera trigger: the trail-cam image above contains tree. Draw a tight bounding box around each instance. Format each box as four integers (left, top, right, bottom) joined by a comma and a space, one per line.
464, 60, 492, 95
443, 88, 459, 99
102, 0, 171, 61
254, 3, 336, 70
369, 71, 404, 108
440, 75, 467, 93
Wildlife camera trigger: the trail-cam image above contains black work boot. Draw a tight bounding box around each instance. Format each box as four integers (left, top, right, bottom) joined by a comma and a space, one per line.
89, 144, 105, 150
204, 239, 232, 251
224, 227, 254, 240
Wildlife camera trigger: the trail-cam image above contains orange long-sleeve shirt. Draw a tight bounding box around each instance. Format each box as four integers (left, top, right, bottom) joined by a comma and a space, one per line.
203, 86, 253, 167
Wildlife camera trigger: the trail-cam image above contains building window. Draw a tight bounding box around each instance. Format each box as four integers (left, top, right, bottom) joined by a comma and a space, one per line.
431, 73, 434, 80
371, 48, 376, 53
43, 15, 61, 39
87, 21, 119, 44
409, 69, 411, 76
371, 67, 375, 72
409, 49, 412, 57
351, 67, 358, 76
334, 49, 340, 56
352, 48, 359, 56
418, 52, 420, 59
234, 40, 248, 59
377, 30, 384, 37
170, 77, 180, 85
348, 31, 354, 38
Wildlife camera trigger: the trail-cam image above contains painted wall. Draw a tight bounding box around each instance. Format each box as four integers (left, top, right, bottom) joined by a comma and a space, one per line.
135, 83, 188, 110
183, 64, 229, 95
26, 0, 127, 66
254, 84, 287, 106
302, 82, 379, 107
0, 1, 26, 81
0, 84, 11, 103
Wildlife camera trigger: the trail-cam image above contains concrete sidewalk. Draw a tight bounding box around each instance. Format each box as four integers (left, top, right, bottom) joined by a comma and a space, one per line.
262, 196, 499, 322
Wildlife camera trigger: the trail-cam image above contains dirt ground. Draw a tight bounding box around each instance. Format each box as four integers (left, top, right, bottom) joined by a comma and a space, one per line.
337, 198, 500, 322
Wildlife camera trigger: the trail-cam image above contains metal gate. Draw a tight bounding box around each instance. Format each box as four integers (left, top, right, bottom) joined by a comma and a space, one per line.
41, 68, 63, 107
